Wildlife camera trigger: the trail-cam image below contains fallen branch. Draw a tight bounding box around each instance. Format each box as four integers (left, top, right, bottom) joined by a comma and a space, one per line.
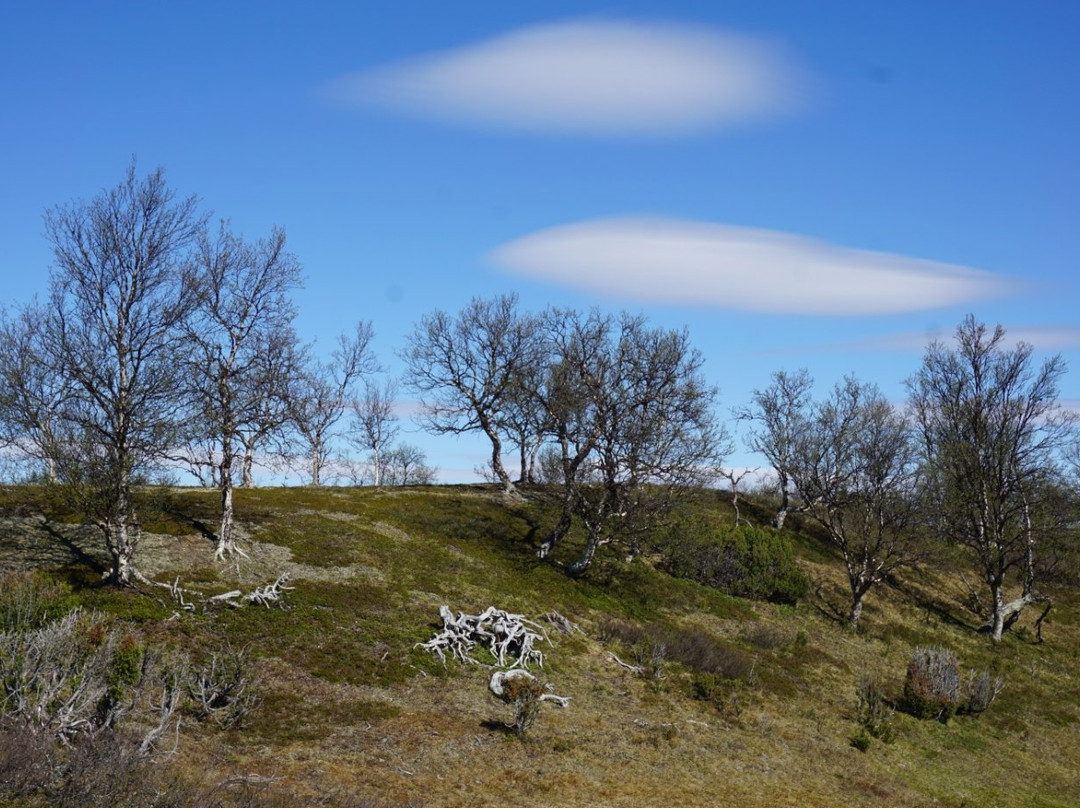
609, 652, 643, 674
165, 574, 293, 611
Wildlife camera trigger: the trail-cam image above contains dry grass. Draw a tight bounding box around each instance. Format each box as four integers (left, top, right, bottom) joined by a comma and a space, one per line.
1, 484, 1078, 807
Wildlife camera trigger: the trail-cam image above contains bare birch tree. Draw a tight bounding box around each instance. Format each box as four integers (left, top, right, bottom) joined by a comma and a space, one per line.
383, 443, 437, 485
41, 163, 204, 584
289, 322, 377, 486
0, 303, 73, 482
401, 294, 540, 495
348, 377, 399, 488
790, 377, 923, 627
183, 222, 302, 558
735, 369, 814, 529
536, 310, 726, 576
907, 316, 1073, 641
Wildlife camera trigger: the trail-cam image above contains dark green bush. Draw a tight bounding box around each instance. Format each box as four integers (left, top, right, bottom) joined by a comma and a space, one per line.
849, 730, 872, 752
659, 517, 808, 605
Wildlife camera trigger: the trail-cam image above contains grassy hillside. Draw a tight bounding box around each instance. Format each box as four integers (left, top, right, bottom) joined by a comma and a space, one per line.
2, 484, 1079, 807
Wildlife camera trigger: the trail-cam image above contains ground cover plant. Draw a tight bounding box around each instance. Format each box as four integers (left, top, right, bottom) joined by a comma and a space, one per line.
0, 483, 1078, 807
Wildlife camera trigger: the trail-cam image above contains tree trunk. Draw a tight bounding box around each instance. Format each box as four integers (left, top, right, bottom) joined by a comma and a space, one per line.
477, 413, 514, 494
310, 441, 322, 487
989, 580, 1006, 642
537, 506, 572, 559
981, 591, 1042, 638
490, 438, 514, 494
45, 454, 58, 485
372, 446, 382, 488
518, 440, 528, 485
849, 591, 865, 628
108, 485, 138, 585
216, 449, 236, 560
773, 476, 790, 529
241, 440, 255, 487
566, 530, 600, 577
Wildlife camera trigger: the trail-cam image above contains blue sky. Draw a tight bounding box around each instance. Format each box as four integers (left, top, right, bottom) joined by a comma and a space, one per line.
2, 1, 1078, 482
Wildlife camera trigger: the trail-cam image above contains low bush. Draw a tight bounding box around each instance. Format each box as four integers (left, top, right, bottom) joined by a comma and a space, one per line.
855, 674, 895, 743
599, 618, 755, 681
0, 570, 74, 632
659, 518, 808, 605
963, 668, 1004, 714
849, 730, 872, 752
901, 646, 961, 722
499, 673, 548, 735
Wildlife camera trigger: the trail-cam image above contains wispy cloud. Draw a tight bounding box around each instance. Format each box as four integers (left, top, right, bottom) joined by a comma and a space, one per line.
490, 217, 1020, 315
324, 20, 811, 137
825, 324, 1080, 353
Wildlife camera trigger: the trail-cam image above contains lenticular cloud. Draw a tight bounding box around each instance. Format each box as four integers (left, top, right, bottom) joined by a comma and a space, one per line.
325, 20, 810, 137
490, 217, 1018, 315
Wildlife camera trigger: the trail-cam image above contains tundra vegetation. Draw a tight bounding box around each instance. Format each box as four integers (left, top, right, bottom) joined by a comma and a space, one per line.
1, 166, 1079, 806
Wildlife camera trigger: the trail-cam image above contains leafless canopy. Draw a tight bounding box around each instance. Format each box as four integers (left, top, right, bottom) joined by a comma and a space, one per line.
907, 315, 1074, 641
401, 293, 541, 494
789, 376, 923, 626
182, 221, 303, 558
41, 162, 205, 584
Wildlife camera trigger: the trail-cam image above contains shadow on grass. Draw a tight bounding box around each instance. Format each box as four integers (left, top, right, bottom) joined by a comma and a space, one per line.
39, 518, 107, 575
480, 719, 517, 735
886, 576, 979, 634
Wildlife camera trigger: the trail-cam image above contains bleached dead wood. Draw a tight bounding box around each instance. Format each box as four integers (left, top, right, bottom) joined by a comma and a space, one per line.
609, 652, 643, 674
167, 574, 293, 611
418, 605, 549, 669
540, 610, 582, 635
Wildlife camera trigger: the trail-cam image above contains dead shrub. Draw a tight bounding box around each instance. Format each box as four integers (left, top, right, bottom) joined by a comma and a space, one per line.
742, 623, 792, 650
497, 673, 549, 735
187, 644, 260, 729
901, 646, 961, 722
963, 668, 1004, 714
598, 619, 754, 681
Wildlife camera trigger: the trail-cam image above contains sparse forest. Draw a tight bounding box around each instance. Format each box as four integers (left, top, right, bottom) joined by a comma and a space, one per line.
2, 166, 1079, 807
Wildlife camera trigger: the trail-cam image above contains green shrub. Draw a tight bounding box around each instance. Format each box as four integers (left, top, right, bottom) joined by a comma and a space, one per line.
849, 730, 872, 752
660, 518, 808, 605
855, 675, 895, 743
0, 571, 74, 632
901, 646, 961, 722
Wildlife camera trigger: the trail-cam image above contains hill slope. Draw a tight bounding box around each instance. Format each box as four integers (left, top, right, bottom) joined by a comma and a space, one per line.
2, 484, 1078, 807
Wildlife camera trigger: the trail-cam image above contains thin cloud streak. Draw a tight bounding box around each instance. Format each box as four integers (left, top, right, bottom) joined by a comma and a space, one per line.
324, 20, 811, 137
490, 217, 1019, 315
826, 324, 1080, 353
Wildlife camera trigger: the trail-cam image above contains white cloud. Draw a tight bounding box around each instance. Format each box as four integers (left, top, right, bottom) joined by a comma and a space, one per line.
324, 20, 810, 136
490, 217, 1019, 315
